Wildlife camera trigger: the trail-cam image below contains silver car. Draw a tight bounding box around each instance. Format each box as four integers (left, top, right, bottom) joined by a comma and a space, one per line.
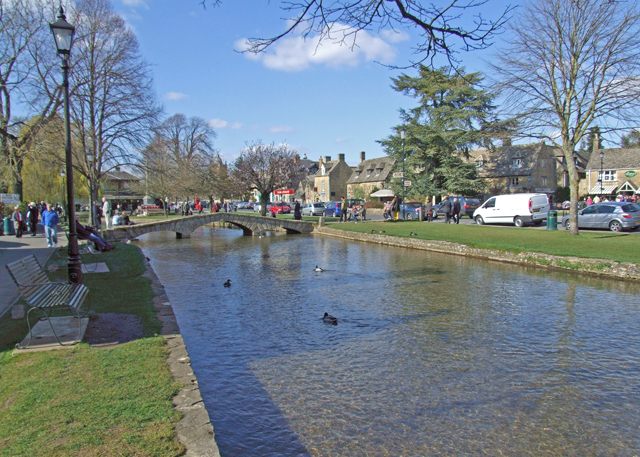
302, 202, 326, 216
562, 202, 640, 232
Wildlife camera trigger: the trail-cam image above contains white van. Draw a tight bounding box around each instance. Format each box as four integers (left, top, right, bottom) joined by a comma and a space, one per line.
473, 193, 550, 227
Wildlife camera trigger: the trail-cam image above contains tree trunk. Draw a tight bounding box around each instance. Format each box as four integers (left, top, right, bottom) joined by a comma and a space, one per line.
10, 156, 23, 202
261, 193, 268, 217
563, 143, 580, 236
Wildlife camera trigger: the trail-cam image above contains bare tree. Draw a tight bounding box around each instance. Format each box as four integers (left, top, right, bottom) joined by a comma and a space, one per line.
138, 136, 178, 216
231, 142, 304, 216
0, 0, 63, 200
69, 0, 161, 223
220, 0, 513, 67
492, 0, 640, 235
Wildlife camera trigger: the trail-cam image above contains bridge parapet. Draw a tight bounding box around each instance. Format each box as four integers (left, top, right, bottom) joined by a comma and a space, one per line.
103, 213, 314, 241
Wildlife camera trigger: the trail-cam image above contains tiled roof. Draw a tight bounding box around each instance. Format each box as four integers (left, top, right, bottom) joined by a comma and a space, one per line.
467, 143, 559, 177
347, 157, 396, 184
105, 170, 140, 181
585, 148, 640, 170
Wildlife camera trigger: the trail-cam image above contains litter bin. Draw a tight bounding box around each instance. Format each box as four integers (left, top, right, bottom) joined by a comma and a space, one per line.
4, 216, 15, 235
546, 210, 558, 230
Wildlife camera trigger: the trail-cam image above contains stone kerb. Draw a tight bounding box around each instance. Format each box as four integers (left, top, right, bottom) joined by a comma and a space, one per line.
103, 213, 314, 240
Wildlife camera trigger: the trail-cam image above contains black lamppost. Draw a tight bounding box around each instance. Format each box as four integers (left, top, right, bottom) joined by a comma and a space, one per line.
60, 169, 67, 222
87, 153, 94, 227
599, 150, 605, 197
401, 127, 406, 220
51, 7, 83, 284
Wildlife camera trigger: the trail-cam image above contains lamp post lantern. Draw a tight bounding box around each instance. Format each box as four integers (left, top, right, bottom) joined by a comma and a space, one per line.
599, 150, 605, 197
400, 127, 406, 220
51, 7, 82, 284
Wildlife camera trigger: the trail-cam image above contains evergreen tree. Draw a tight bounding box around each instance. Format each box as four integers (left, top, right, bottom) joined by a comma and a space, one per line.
621, 130, 640, 148
379, 66, 498, 199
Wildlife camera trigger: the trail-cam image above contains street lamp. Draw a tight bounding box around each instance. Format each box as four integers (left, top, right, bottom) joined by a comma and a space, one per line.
400, 127, 406, 220
60, 169, 67, 222
599, 150, 605, 197
51, 7, 83, 284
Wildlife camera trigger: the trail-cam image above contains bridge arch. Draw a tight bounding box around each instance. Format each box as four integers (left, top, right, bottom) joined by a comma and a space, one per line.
102, 213, 314, 241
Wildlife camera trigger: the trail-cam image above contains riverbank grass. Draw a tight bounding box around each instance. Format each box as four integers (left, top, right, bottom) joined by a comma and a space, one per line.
0, 244, 184, 456
327, 221, 640, 264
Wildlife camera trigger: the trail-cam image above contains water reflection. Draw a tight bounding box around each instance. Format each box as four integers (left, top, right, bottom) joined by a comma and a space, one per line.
139, 226, 640, 456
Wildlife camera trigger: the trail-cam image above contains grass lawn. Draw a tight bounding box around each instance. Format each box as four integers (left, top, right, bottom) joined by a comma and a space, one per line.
0, 244, 184, 457
326, 220, 640, 264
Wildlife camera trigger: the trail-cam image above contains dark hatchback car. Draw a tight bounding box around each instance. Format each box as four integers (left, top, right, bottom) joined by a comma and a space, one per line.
432, 196, 482, 219
562, 202, 640, 232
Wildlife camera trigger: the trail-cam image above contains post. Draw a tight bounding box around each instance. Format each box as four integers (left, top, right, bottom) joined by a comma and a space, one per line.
401, 128, 406, 220
62, 56, 83, 284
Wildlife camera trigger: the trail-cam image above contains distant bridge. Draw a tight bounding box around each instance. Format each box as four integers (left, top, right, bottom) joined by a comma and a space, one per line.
103, 212, 314, 241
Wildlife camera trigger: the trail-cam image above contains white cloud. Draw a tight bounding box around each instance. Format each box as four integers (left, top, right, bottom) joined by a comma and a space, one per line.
121, 0, 148, 9
165, 92, 188, 101
268, 125, 294, 133
209, 119, 242, 130
335, 137, 349, 144
380, 29, 410, 43
237, 23, 398, 72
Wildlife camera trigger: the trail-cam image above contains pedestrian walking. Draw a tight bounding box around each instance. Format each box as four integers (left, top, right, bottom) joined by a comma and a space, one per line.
350, 205, 360, 222
93, 201, 102, 229
41, 203, 60, 247
11, 206, 25, 238
340, 196, 349, 222
425, 198, 433, 222
384, 201, 392, 219
294, 201, 302, 220
360, 204, 367, 221
27, 202, 39, 236
586, 196, 593, 206
453, 198, 461, 224
102, 197, 112, 229
391, 195, 400, 220
442, 197, 453, 224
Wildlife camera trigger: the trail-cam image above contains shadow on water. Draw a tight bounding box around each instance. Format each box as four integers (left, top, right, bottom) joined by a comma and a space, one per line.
139, 226, 640, 457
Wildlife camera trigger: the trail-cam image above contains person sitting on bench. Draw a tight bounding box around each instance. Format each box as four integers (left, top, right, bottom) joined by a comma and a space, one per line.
75, 215, 112, 251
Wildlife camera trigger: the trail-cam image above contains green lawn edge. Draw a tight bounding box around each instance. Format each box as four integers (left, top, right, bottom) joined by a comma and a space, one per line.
324, 220, 640, 264
0, 244, 185, 457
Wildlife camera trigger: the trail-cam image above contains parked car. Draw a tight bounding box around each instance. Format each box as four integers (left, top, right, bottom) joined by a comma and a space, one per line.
253, 202, 270, 213
432, 196, 482, 219
562, 202, 640, 232
302, 202, 326, 217
383, 202, 425, 220
269, 202, 291, 214
473, 193, 549, 227
324, 201, 342, 217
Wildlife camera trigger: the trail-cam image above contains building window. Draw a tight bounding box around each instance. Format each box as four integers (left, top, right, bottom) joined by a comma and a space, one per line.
355, 171, 360, 179
541, 176, 547, 186
376, 168, 382, 176
509, 177, 519, 186
366, 169, 373, 177
322, 182, 325, 192
598, 170, 616, 182
512, 158, 522, 168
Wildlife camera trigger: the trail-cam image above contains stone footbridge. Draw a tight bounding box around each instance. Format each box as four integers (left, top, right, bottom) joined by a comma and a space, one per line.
103, 213, 314, 241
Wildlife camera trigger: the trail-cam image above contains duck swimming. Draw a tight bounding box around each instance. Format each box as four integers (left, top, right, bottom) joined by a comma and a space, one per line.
314, 266, 324, 272
323, 312, 338, 325
223, 279, 231, 287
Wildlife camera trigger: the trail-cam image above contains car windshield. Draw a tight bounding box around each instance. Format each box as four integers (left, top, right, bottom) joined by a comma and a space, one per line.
405, 203, 421, 208
622, 204, 640, 212
313, 203, 324, 207
465, 198, 481, 205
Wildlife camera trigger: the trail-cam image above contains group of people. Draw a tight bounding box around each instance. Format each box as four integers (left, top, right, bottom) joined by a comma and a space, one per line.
339, 196, 366, 222
11, 202, 62, 247
585, 194, 638, 206
440, 197, 462, 224
93, 197, 134, 228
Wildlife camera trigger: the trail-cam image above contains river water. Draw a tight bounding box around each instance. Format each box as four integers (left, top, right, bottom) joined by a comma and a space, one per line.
138, 227, 640, 456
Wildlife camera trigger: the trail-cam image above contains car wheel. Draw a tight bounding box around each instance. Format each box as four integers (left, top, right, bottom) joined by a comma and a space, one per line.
564, 220, 571, 230
514, 217, 525, 227
406, 213, 413, 220
609, 220, 623, 232
475, 215, 484, 225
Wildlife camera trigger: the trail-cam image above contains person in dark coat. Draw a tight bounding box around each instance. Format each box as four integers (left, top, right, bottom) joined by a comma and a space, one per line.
294, 201, 302, 220
93, 201, 102, 229
391, 195, 401, 220
27, 202, 39, 236
452, 198, 461, 224
442, 197, 453, 224
425, 199, 433, 222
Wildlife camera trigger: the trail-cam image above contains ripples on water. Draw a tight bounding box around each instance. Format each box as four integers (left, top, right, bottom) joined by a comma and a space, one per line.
139, 227, 640, 456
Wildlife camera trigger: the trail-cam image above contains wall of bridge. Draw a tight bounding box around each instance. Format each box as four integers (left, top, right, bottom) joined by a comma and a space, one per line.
103, 213, 314, 241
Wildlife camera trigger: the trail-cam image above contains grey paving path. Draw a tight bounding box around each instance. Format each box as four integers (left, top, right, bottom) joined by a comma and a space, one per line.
0, 225, 67, 318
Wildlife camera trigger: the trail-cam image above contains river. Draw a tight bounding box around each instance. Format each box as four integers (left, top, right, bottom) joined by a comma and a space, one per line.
138, 226, 640, 456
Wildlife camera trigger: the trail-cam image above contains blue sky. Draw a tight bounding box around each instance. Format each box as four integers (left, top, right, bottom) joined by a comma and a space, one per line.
114, 0, 507, 166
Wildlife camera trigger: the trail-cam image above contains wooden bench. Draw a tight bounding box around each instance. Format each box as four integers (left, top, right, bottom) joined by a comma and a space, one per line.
6, 255, 89, 348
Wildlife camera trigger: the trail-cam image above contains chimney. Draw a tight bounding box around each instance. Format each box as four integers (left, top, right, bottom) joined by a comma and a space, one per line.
594, 132, 600, 152
115, 165, 121, 172
325, 156, 331, 162
360, 151, 366, 163
503, 138, 511, 147
338, 154, 345, 162
319, 156, 323, 168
